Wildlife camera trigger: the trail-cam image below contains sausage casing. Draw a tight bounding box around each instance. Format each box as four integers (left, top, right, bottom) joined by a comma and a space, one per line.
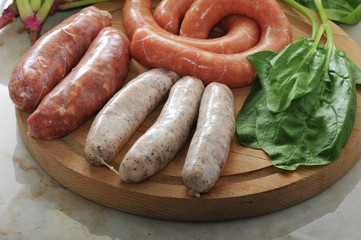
129, 0, 292, 87
27, 27, 131, 139
85, 68, 180, 166
119, 76, 205, 183
123, 0, 260, 54
182, 82, 235, 197
153, 0, 194, 35
8, 6, 112, 112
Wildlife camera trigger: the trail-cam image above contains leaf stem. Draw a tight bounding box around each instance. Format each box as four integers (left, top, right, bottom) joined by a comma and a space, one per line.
313, 0, 334, 49
16, 0, 34, 21
0, 2, 19, 29
282, 0, 318, 39
57, 0, 110, 11
37, 0, 54, 21
313, 22, 325, 46
30, 0, 41, 12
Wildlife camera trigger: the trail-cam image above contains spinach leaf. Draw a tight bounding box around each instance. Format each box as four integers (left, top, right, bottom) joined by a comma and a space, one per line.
265, 38, 327, 113
236, 0, 360, 170
296, 0, 361, 24
236, 79, 263, 149
349, 59, 361, 84
236, 51, 277, 148
255, 47, 356, 170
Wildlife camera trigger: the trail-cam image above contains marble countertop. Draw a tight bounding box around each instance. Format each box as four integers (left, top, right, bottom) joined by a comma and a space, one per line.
1, 1, 361, 240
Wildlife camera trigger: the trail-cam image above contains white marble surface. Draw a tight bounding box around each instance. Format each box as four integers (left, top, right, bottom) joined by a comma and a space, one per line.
1, 1, 361, 240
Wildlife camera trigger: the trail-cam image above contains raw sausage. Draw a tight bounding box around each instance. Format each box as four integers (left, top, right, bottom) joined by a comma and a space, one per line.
182, 82, 235, 197
119, 76, 204, 183
154, 0, 260, 54
8, 6, 112, 112
214, 15, 260, 54
129, 0, 292, 87
27, 27, 130, 139
85, 68, 180, 166
153, 0, 194, 35
179, 0, 273, 39
129, 0, 291, 87
85, 68, 179, 166
153, 0, 260, 53
123, 0, 260, 54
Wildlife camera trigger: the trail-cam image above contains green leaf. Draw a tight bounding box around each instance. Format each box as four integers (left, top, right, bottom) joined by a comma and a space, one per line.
246, 51, 278, 91
348, 59, 361, 84
265, 38, 327, 113
335, 4, 361, 24
296, 0, 361, 24
236, 79, 263, 149
236, 51, 277, 148
255, 47, 357, 170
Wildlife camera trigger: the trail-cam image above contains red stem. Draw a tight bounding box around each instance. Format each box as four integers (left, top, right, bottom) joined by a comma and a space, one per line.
50, 0, 61, 14
22, 15, 42, 43
0, 4, 19, 29
23, 15, 42, 32
30, 30, 40, 45
0, 16, 11, 29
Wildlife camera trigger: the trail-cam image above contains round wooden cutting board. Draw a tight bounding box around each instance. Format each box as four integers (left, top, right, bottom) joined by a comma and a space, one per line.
15, 0, 361, 221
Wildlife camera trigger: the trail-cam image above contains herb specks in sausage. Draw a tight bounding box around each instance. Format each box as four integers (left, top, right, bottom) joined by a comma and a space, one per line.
119, 76, 205, 183
84, 68, 180, 166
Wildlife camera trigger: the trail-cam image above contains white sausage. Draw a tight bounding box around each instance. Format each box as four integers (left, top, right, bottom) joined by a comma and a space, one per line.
182, 82, 235, 197
119, 76, 205, 182
84, 68, 180, 166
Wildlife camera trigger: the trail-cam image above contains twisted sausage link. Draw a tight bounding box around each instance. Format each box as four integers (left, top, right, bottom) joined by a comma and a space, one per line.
123, 0, 260, 54
123, 0, 292, 87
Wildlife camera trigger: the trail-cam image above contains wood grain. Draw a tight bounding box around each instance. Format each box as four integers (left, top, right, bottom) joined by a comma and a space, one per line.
15, 0, 361, 221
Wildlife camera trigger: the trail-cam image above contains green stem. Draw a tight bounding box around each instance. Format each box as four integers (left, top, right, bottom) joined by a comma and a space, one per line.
37, 0, 54, 21
16, 0, 34, 21
282, 0, 318, 39
30, 0, 41, 12
313, 0, 334, 49
312, 0, 335, 110
57, 0, 110, 10
311, 23, 325, 48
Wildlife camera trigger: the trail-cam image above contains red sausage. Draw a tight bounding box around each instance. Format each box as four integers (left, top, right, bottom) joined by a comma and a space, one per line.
212, 15, 260, 54
123, 0, 260, 54
129, 0, 292, 88
180, 0, 274, 39
153, 0, 194, 34
27, 27, 131, 139
8, 6, 112, 112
